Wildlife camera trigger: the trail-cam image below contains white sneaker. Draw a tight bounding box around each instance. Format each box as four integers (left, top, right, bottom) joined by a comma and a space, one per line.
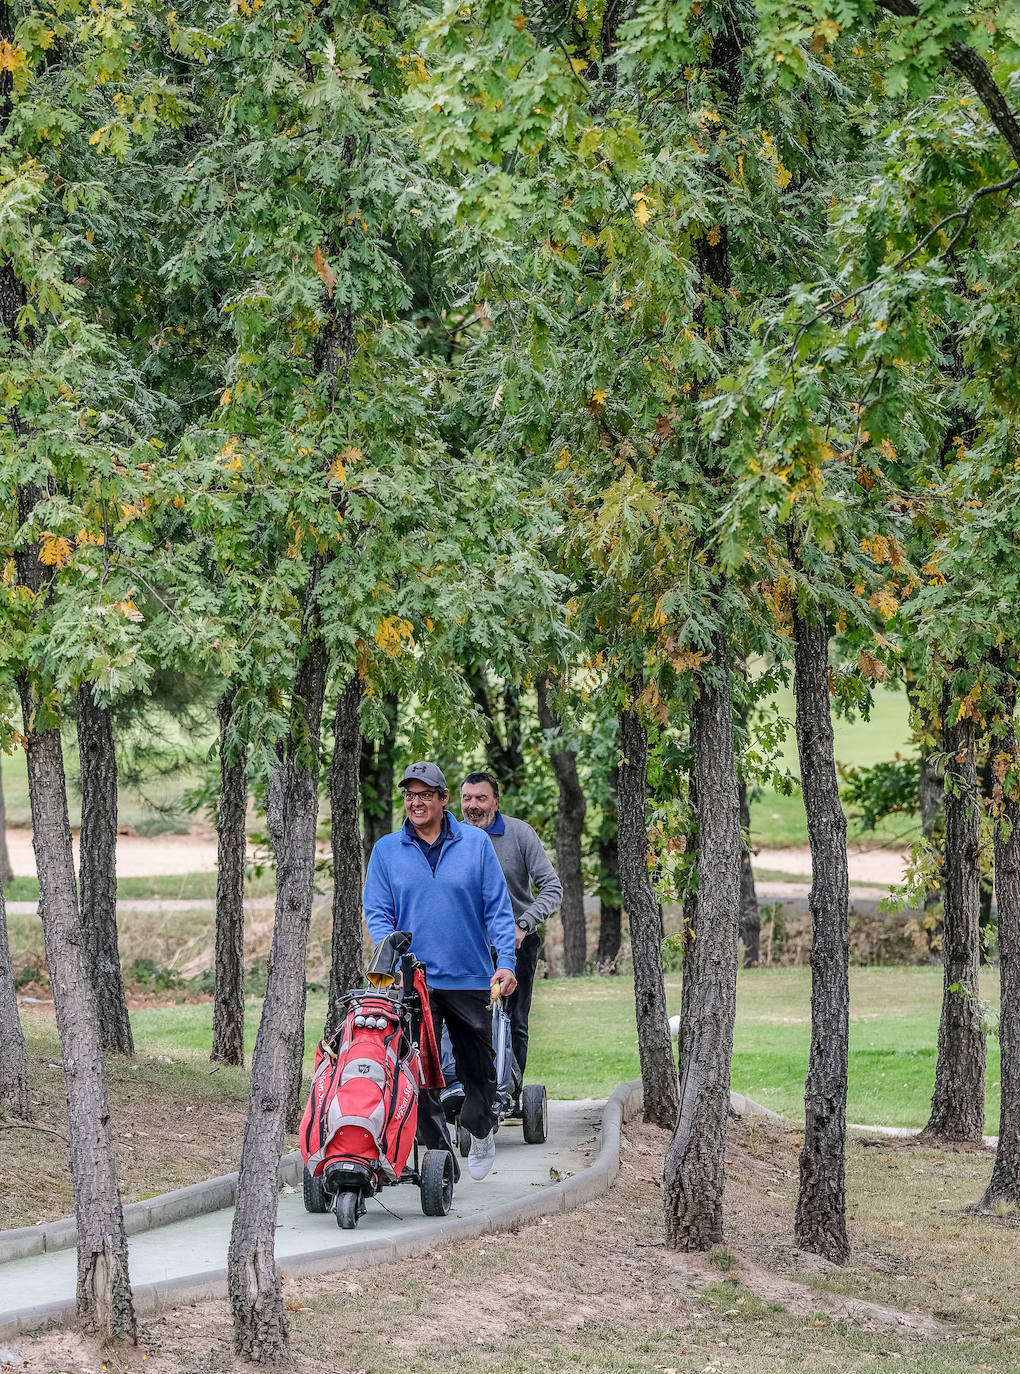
467, 1129, 496, 1180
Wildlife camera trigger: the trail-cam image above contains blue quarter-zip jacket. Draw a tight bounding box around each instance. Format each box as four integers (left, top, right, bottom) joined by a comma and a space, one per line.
363, 812, 517, 989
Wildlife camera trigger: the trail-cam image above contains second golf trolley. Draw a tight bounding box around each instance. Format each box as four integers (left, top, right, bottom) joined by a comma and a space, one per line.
299, 931, 454, 1230
441, 993, 548, 1157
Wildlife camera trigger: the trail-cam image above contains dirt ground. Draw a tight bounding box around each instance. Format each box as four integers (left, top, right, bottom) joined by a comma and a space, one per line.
4, 826, 222, 879
0, 1037, 259, 1228
6, 1114, 1018, 1374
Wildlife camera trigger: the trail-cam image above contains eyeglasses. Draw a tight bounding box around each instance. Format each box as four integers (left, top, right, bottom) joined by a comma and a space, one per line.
403, 789, 439, 803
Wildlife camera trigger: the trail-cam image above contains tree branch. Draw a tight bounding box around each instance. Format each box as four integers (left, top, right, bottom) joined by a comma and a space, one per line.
765, 167, 1020, 430
0, 1118, 69, 1144
875, 0, 1020, 163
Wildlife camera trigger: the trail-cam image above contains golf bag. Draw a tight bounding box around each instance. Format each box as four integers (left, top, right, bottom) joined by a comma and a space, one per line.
301, 968, 440, 1185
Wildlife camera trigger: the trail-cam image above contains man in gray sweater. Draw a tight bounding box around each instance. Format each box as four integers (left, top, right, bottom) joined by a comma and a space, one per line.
460, 771, 563, 1087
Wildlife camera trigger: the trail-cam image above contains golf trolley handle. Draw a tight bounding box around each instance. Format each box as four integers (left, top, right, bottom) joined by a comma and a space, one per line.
400, 951, 421, 1044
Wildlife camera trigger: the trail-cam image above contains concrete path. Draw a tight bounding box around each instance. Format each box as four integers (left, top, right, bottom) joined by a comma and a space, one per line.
0, 1098, 612, 1338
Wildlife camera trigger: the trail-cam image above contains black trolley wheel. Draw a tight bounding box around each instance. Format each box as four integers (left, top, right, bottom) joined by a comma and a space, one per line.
521, 1084, 548, 1144
303, 1166, 328, 1214
335, 1188, 363, 1229
457, 1122, 472, 1158
420, 1148, 455, 1217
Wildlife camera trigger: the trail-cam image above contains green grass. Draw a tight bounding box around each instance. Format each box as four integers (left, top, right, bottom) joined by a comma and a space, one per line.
748, 680, 919, 848
3, 869, 276, 904
1, 730, 207, 833
128, 966, 1002, 1134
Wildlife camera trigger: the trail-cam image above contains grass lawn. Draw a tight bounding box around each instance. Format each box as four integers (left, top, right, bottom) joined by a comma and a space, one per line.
3, 869, 277, 905
747, 679, 920, 849
127, 966, 1002, 1134
1, 731, 207, 833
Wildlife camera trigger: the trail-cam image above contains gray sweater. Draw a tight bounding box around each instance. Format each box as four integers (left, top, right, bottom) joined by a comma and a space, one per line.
487, 814, 563, 934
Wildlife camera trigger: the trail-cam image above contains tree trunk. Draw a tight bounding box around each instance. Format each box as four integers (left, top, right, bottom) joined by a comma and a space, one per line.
979, 717, 1020, 1212
924, 705, 986, 1141
596, 768, 622, 972
738, 779, 760, 968
361, 691, 396, 870
329, 675, 364, 1033
979, 754, 995, 965
0, 872, 29, 1119
664, 630, 741, 1250
906, 674, 944, 944
19, 683, 136, 1339
617, 698, 678, 1129
77, 683, 133, 1056
0, 757, 13, 884
212, 687, 247, 1068
984, 714, 1020, 1209
536, 677, 587, 976
227, 621, 328, 1365
791, 600, 850, 1264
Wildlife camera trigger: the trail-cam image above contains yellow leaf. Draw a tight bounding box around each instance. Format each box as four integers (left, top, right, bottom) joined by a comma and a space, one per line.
38, 533, 72, 569
114, 598, 144, 622
868, 588, 899, 621
374, 616, 415, 658
313, 245, 336, 299
707, 225, 722, 247
633, 198, 652, 231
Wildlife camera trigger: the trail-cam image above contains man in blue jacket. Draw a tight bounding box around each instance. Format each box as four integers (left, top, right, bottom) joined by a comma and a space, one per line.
363, 761, 517, 1181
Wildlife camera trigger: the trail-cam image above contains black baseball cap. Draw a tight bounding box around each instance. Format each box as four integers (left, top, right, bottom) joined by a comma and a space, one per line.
398, 761, 447, 791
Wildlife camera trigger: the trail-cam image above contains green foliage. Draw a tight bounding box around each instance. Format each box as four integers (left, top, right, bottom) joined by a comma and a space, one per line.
840, 757, 921, 831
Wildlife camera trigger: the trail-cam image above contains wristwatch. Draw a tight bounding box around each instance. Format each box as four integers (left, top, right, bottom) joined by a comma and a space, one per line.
516, 919, 530, 933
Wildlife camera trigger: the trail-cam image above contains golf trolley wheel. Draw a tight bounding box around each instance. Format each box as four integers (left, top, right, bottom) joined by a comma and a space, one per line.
457, 1123, 471, 1158
521, 1084, 548, 1144
420, 1148, 454, 1217
335, 1189, 363, 1230
303, 1166, 328, 1214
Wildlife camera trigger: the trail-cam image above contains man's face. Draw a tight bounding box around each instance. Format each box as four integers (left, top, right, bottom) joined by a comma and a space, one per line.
461, 780, 499, 829
402, 784, 447, 831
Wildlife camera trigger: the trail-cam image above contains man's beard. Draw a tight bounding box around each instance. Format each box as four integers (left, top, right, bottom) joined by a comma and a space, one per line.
463, 808, 497, 828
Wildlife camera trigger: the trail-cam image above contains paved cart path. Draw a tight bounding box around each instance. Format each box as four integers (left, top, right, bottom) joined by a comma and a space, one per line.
0, 1100, 603, 1335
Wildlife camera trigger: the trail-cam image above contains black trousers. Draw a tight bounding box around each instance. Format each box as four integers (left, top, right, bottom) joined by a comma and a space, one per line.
417, 987, 497, 1150
504, 931, 540, 1080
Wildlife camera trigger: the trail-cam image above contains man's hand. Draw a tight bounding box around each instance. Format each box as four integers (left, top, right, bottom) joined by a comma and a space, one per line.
515, 924, 527, 949
491, 968, 517, 1000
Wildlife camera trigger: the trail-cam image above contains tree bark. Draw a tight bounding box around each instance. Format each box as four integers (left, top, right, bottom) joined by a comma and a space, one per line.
791, 599, 850, 1265
227, 608, 328, 1365
19, 682, 135, 1338
536, 677, 587, 976
77, 683, 133, 1056
360, 691, 396, 870
664, 630, 741, 1250
924, 704, 986, 1141
617, 699, 678, 1128
328, 674, 364, 1032
979, 717, 1020, 1212
0, 757, 13, 884
0, 871, 29, 1119
737, 779, 760, 967
979, 754, 995, 965
596, 767, 622, 972
212, 687, 247, 1068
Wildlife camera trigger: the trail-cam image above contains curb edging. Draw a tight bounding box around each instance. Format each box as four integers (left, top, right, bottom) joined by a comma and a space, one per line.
0, 1154, 304, 1266
3, 1082, 644, 1340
